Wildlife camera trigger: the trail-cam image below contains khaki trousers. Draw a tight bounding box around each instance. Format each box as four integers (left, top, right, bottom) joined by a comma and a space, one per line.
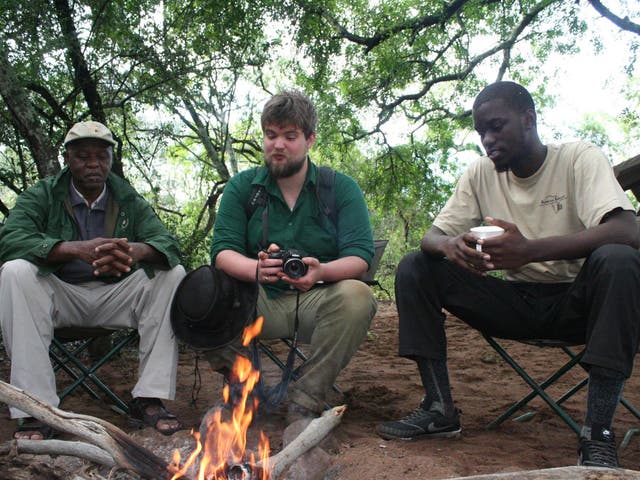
0, 259, 185, 419
253, 279, 377, 412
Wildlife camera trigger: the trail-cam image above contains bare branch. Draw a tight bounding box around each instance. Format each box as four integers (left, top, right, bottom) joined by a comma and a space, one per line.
588, 0, 640, 35
312, 0, 471, 53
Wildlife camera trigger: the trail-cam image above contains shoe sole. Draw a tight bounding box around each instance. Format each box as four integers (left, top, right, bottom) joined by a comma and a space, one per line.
577, 459, 619, 468
377, 427, 462, 441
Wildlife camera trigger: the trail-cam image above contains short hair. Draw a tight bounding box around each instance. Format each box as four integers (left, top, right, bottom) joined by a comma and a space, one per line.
472, 81, 535, 113
261, 90, 318, 138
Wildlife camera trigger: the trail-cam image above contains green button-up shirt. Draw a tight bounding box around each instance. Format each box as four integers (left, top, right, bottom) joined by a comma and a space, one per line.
211, 160, 374, 298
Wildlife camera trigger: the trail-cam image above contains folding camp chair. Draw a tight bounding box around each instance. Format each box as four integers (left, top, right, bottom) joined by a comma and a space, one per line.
50, 327, 138, 414
257, 239, 389, 400
360, 239, 389, 289
482, 334, 640, 447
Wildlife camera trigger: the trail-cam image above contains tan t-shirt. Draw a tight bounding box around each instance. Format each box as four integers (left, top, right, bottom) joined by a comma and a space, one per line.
434, 142, 634, 283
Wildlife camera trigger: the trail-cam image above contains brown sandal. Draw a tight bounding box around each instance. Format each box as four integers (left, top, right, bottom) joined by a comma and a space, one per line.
128, 397, 184, 436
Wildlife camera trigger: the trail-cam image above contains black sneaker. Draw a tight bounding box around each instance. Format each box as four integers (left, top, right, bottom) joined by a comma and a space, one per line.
376, 406, 461, 440
578, 425, 619, 468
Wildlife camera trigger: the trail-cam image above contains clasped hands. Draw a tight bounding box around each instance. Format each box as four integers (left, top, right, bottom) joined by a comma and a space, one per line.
257, 243, 321, 292
77, 237, 145, 277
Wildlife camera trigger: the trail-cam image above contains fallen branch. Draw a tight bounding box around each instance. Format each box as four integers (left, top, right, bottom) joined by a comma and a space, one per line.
0, 380, 174, 479
261, 405, 346, 478
0, 439, 115, 468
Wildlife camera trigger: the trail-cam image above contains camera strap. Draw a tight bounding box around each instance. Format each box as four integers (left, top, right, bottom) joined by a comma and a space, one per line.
260, 198, 269, 250
250, 263, 301, 409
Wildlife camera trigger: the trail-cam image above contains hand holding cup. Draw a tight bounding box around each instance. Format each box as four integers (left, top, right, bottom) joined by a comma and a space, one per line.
470, 225, 505, 252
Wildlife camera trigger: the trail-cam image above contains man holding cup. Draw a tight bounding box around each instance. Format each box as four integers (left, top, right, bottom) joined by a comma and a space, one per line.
377, 81, 640, 469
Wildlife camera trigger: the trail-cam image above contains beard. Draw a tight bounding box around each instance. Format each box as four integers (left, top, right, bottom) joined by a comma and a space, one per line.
266, 154, 307, 179
492, 160, 510, 173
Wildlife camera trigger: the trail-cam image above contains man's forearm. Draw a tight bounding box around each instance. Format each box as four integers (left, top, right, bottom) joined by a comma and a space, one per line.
526, 214, 638, 263
215, 249, 259, 282
420, 227, 449, 257
46, 241, 82, 264
130, 242, 168, 266
320, 256, 368, 282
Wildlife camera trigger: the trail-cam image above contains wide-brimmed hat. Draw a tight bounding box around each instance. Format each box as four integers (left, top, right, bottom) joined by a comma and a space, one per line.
171, 266, 258, 350
64, 121, 116, 147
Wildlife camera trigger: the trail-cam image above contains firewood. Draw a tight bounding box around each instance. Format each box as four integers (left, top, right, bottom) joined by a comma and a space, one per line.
0, 439, 115, 468
0, 380, 174, 479
1, 380, 345, 480
260, 405, 346, 478
446, 465, 640, 479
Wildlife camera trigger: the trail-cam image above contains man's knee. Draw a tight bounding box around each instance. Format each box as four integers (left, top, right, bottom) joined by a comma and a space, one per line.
332, 279, 377, 323
592, 243, 638, 262
590, 244, 640, 276
396, 251, 442, 288
156, 264, 186, 285
0, 259, 38, 283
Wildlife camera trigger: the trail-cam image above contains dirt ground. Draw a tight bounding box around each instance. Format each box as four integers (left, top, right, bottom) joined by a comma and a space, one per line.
1, 300, 640, 479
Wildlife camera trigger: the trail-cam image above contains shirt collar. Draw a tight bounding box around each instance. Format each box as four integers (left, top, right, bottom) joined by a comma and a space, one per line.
70, 181, 108, 210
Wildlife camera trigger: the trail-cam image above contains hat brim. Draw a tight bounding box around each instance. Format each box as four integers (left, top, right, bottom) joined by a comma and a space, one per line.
170, 266, 258, 350
64, 136, 116, 147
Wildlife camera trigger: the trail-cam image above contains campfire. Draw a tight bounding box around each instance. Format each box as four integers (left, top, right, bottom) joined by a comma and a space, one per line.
0, 316, 345, 480
169, 317, 271, 480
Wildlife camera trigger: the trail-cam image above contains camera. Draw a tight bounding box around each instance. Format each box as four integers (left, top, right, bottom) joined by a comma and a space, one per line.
269, 249, 308, 279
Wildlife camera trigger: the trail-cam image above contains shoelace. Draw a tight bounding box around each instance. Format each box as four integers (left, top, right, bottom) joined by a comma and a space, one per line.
400, 407, 434, 424
582, 438, 618, 465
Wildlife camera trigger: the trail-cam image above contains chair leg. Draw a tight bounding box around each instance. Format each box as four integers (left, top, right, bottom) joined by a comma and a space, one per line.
51, 331, 137, 414
483, 335, 583, 435
258, 340, 343, 396
51, 339, 104, 401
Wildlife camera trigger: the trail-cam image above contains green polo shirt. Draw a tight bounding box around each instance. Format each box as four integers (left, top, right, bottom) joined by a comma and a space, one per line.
211, 160, 374, 298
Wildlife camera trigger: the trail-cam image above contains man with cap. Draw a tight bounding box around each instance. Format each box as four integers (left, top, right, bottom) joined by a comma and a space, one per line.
0, 121, 186, 439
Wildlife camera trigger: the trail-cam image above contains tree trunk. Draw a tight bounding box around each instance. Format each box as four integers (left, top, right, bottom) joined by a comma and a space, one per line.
0, 49, 60, 180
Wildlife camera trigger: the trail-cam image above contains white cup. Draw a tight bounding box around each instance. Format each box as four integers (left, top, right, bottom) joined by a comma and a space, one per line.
470, 225, 505, 251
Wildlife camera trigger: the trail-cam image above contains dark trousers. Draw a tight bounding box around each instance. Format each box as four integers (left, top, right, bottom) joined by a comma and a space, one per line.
395, 244, 640, 378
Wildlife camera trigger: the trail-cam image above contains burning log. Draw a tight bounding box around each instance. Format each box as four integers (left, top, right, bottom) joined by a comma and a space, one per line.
261, 405, 345, 479
188, 404, 345, 479
0, 380, 174, 479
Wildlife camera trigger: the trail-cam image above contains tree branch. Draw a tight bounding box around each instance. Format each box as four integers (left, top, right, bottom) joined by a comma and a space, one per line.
311, 0, 471, 53
588, 0, 640, 35
0, 380, 173, 479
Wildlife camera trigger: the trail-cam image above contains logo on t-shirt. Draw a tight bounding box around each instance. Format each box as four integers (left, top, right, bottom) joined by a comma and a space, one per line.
540, 194, 567, 213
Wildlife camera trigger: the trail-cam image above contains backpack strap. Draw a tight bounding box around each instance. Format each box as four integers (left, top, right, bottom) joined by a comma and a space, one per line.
245, 167, 268, 219
244, 167, 269, 249
316, 165, 337, 229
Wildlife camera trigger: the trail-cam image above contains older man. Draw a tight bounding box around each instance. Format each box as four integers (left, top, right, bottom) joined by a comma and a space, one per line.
0, 121, 185, 439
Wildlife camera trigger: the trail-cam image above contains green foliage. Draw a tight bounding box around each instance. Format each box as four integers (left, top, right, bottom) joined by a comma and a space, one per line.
1, 0, 639, 291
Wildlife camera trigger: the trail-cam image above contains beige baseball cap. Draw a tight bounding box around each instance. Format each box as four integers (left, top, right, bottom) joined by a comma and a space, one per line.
64, 121, 116, 147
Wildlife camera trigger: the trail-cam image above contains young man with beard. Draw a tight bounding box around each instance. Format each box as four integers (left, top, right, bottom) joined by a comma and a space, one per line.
377, 81, 640, 468
209, 90, 377, 421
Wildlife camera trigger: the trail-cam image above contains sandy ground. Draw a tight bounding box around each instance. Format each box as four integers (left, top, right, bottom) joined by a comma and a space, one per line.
1, 300, 639, 479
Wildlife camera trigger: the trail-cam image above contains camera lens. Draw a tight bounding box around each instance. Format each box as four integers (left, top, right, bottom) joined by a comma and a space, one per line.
283, 258, 307, 279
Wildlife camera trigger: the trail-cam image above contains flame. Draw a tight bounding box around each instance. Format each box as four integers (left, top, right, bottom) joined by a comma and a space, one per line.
170, 317, 271, 479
